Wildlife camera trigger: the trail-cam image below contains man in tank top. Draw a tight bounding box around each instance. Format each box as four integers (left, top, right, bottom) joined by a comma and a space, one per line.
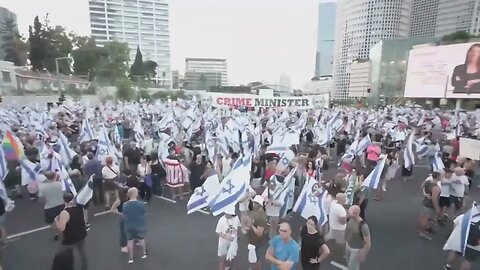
54, 192, 88, 270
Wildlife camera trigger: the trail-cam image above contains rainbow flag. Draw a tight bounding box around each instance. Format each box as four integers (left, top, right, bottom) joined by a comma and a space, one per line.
2, 130, 25, 161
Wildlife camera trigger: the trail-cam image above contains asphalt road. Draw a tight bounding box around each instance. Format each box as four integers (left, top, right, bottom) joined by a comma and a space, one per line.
2, 164, 480, 270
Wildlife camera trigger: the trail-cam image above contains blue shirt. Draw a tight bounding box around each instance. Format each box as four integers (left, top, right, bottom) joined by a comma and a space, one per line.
122, 200, 146, 230
269, 235, 299, 270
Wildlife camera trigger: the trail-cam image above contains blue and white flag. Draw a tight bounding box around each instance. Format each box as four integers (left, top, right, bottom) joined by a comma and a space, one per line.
134, 120, 146, 147
20, 159, 42, 185
404, 133, 415, 170
265, 146, 295, 173
361, 154, 387, 190
277, 166, 298, 218
209, 155, 252, 216
443, 202, 479, 255
48, 155, 77, 196
293, 177, 328, 226
75, 175, 94, 205
58, 131, 77, 165
97, 127, 115, 162
187, 173, 221, 214
79, 118, 95, 142
0, 146, 8, 199
432, 152, 445, 172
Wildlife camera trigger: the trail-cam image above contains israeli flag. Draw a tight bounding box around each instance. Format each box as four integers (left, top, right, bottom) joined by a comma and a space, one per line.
432, 152, 445, 172
97, 127, 115, 162
209, 155, 252, 216
134, 120, 146, 147
75, 175, 94, 205
265, 146, 295, 173
186, 173, 221, 214
443, 202, 479, 255
58, 131, 77, 165
0, 147, 9, 199
415, 143, 428, 157
277, 166, 298, 218
293, 177, 328, 226
403, 133, 415, 170
362, 155, 387, 190
49, 155, 77, 196
79, 118, 95, 142
20, 159, 42, 185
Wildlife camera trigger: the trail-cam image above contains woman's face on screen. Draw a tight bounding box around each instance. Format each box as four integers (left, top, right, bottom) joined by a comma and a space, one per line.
467, 46, 480, 63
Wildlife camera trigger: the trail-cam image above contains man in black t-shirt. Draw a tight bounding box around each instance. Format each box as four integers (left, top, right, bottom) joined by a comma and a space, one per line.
123, 142, 143, 173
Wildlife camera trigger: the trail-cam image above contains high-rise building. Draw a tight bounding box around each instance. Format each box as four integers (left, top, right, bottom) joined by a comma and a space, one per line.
315, 1, 336, 77
409, 0, 480, 37
333, 0, 411, 99
88, 0, 171, 87
185, 58, 228, 86
0, 7, 17, 62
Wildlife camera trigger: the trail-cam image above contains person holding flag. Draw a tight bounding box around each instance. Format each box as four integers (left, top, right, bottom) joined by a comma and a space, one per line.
443, 203, 480, 270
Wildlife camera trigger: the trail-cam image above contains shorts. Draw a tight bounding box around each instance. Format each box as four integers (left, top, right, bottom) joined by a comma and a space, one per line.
329, 229, 346, 245
450, 196, 463, 211
456, 247, 480, 262
421, 206, 435, 219
439, 196, 451, 208
44, 205, 65, 224
218, 241, 238, 257
254, 244, 267, 260
126, 227, 146, 240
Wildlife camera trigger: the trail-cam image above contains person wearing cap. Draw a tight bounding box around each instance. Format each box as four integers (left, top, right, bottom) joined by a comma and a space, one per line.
215, 206, 240, 270
246, 195, 269, 270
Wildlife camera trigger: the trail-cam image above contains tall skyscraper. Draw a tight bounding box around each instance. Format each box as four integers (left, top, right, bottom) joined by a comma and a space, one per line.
315, 1, 336, 77
88, 0, 171, 87
333, 0, 411, 99
409, 0, 480, 37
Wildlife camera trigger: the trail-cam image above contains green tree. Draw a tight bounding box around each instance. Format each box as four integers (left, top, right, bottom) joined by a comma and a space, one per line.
28, 16, 46, 71
1, 17, 27, 66
97, 41, 130, 84
115, 78, 135, 101
71, 37, 107, 78
442, 31, 476, 43
42, 23, 74, 74
130, 46, 145, 80
143, 60, 158, 80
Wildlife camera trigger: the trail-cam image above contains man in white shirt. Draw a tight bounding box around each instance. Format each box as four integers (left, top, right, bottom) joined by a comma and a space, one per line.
262, 179, 284, 239
215, 206, 240, 270
439, 168, 453, 222
328, 193, 347, 259
450, 167, 470, 216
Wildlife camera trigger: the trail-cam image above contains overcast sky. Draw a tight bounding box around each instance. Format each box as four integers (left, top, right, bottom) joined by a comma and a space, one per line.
2, 0, 319, 87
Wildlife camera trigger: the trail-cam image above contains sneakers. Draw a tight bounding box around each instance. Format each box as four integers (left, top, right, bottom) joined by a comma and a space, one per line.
86, 223, 91, 232
121, 247, 128, 253
418, 233, 432, 240
128, 259, 133, 264
443, 264, 452, 270
141, 253, 147, 259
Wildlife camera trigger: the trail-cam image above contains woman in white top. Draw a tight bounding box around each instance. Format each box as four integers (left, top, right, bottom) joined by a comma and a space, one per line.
137, 155, 152, 203
101, 156, 120, 209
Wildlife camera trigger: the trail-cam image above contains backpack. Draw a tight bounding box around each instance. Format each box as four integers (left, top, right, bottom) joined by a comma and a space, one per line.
359, 220, 369, 239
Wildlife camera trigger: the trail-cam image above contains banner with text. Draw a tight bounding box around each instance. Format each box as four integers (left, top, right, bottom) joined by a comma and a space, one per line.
208, 93, 314, 109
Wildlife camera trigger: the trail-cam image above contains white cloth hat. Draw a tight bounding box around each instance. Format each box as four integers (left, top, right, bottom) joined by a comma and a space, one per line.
224, 205, 236, 215
252, 195, 264, 206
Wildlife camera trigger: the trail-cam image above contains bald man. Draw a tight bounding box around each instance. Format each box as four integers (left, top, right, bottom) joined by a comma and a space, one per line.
122, 188, 147, 264
345, 205, 371, 270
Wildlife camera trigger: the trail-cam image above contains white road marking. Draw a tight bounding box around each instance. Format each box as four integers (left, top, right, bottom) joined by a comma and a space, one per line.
330, 261, 348, 270
154, 195, 177, 203
93, 210, 111, 217
7, 225, 50, 240
197, 209, 210, 215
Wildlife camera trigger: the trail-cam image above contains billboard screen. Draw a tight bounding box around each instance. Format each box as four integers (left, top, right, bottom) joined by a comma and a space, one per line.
404, 42, 480, 98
